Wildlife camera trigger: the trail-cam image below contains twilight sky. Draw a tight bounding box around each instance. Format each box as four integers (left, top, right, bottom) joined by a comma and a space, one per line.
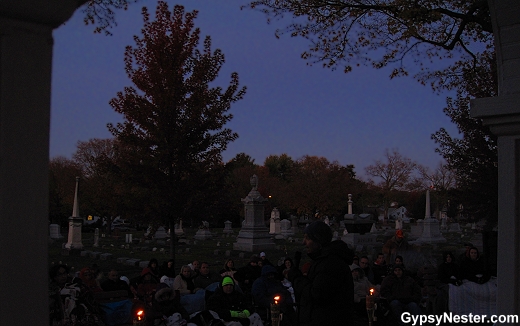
50, 0, 459, 178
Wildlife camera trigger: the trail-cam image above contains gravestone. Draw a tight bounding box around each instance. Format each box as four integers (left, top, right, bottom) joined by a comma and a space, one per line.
416, 190, 446, 243
125, 233, 133, 243
194, 221, 213, 240
448, 223, 461, 233
154, 226, 168, 239
174, 219, 185, 236
269, 208, 281, 234
410, 220, 424, 239
223, 220, 234, 234
280, 219, 294, 237
290, 215, 298, 233
65, 177, 83, 250
49, 224, 63, 239
233, 175, 276, 252
93, 228, 100, 247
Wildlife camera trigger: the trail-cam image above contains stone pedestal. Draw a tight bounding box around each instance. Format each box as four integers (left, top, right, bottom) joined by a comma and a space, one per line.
416, 218, 446, 243
65, 217, 84, 250
194, 229, 213, 240
223, 220, 234, 234
154, 226, 168, 239
341, 233, 378, 247
234, 175, 275, 252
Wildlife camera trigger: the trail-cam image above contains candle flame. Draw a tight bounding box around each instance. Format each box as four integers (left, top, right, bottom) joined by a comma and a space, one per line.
274, 295, 280, 304
370, 288, 374, 295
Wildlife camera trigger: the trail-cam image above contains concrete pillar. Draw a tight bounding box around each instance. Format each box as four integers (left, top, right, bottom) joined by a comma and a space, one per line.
471, 0, 520, 320
0, 2, 82, 324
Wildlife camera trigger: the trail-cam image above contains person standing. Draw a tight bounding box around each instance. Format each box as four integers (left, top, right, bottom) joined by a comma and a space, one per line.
290, 220, 357, 326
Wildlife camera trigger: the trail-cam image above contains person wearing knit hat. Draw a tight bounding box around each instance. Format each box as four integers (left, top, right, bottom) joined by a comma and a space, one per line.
304, 220, 333, 248
381, 261, 421, 325
291, 219, 357, 325
207, 276, 256, 326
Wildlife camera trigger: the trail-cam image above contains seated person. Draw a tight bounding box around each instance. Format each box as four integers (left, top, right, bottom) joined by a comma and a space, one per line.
193, 262, 220, 291
173, 265, 196, 295
79, 267, 103, 293
372, 253, 387, 285
351, 264, 376, 318
159, 259, 176, 278
219, 258, 237, 279
136, 268, 159, 306
101, 269, 131, 296
438, 252, 460, 285
153, 287, 190, 322
458, 247, 490, 284
234, 255, 262, 294
380, 265, 421, 325
252, 265, 296, 325
207, 276, 255, 326
359, 255, 375, 284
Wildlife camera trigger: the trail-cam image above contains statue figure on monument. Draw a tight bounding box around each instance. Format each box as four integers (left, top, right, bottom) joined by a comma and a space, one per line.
250, 174, 258, 190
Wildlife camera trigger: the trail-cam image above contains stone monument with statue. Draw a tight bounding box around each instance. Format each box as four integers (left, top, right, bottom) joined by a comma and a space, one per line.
233, 175, 276, 252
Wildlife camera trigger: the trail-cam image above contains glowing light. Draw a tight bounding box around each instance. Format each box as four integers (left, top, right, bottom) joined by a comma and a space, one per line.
370, 288, 374, 296
274, 295, 280, 304
136, 310, 144, 321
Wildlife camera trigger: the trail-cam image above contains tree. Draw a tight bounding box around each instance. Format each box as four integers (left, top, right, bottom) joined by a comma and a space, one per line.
247, 0, 493, 90
80, 0, 140, 35
49, 157, 83, 226
107, 2, 246, 261
365, 149, 417, 220
264, 153, 295, 181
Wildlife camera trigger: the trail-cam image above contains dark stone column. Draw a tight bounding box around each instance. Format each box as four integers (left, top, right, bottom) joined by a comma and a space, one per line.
0, 1, 82, 324
471, 0, 520, 320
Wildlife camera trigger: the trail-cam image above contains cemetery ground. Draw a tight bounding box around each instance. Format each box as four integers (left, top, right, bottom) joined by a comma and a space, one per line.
49, 227, 314, 280
49, 224, 479, 281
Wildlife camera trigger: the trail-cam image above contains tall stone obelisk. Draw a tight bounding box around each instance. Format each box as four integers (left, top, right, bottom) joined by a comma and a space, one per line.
417, 189, 446, 243
65, 177, 84, 250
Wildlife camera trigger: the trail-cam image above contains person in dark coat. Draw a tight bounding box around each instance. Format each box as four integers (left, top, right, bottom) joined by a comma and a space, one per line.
458, 247, 490, 284
252, 264, 295, 324
159, 259, 176, 278
437, 252, 460, 285
234, 255, 262, 294
290, 220, 357, 326
207, 276, 254, 326
101, 269, 131, 296
380, 265, 422, 325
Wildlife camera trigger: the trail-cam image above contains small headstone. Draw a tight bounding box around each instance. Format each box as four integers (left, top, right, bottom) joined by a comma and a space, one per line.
100, 253, 113, 260
217, 242, 220, 247
93, 228, 100, 247
49, 224, 63, 239
223, 220, 234, 234
125, 259, 141, 266
152, 247, 157, 252
160, 248, 165, 252
154, 226, 168, 239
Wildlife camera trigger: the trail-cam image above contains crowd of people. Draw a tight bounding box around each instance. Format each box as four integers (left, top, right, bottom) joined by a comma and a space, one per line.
50, 225, 491, 326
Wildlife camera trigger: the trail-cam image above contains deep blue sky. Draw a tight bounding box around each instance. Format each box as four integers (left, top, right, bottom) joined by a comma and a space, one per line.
50, 0, 459, 178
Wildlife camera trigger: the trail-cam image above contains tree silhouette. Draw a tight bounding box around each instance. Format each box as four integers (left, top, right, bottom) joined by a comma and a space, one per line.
107, 2, 246, 261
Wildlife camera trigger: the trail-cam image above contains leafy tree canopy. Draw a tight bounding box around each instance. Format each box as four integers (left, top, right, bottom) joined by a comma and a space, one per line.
107, 1, 246, 232
246, 0, 493, 91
